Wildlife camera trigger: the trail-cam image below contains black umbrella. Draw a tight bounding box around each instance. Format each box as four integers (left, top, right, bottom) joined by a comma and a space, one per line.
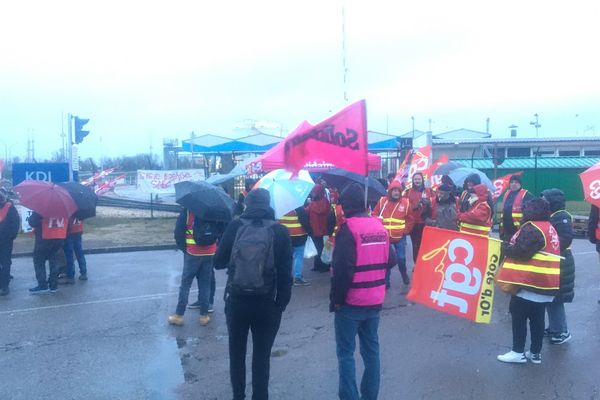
321, 168, 387, 201
58, 182, 98, 220
175, 180, 235, 222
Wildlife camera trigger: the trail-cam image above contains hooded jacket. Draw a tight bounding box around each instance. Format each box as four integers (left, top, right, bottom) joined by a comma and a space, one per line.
306, 184, 331, 237
542, 189, 575, 302
330, 183, 396, 311
371, 180, 413, 241
457, 184, 492, 234
214, 189, 293, 311
426, 188, 458, 231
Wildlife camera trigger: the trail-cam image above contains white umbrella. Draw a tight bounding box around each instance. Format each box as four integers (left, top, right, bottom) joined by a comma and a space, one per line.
254, 169, 314, 219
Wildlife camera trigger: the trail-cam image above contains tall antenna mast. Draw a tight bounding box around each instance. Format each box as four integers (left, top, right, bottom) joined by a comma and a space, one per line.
341, 5, 349, 102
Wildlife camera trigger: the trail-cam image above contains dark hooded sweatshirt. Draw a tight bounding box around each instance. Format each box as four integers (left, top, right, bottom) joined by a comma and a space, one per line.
213, 195, 293, 311
542, 189, 575, 302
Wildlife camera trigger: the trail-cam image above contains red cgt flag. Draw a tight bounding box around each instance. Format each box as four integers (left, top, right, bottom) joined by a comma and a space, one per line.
407, 226, 501, 323
428, 154, 449, 190
579, 161, 600, 208
491, 171, 523, 201
283, 100, 368, 176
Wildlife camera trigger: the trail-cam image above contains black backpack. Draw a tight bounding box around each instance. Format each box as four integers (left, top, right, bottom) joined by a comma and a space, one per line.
228, 219, 275, 296
192, 217, 219, 246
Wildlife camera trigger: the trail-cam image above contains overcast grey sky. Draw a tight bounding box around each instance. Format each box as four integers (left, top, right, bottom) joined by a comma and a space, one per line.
1, 0, 599, 162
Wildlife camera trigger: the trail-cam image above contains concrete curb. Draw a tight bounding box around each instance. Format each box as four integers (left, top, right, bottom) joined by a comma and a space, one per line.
13, 244, 179, 259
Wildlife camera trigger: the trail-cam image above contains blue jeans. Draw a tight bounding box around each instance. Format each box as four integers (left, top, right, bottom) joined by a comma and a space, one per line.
546, 299, 568, 334
64, 233, 87, 279
334, 305, 381, 400
293, 245, 305, 279
386, 237, 407, 285
176, 253, 213, 315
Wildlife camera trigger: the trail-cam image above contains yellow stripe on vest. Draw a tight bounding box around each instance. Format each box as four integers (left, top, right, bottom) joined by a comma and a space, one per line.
502, 262, 560, 275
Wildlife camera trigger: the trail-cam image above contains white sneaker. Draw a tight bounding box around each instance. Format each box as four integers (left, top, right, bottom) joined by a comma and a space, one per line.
525, 351, 542, 364
497, 350, 527, 363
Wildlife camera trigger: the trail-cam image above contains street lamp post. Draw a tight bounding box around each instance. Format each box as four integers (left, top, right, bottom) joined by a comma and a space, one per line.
530, 113, 541, 137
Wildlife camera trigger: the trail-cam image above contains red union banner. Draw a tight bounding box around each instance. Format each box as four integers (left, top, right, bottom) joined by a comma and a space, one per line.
283, 100, 368, 176
579, 161, 600, 208
407, 226, 501, 323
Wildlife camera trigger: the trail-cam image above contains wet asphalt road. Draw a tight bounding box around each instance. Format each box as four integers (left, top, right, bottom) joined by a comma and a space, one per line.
1, 240, 600, 400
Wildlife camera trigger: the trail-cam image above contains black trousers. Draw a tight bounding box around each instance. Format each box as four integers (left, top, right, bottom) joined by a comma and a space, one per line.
311, 236, 329, 271
509, 295, 547, 354
225, 297, 283, 400
410, 223, 425, 263
33, 241, 64, 289
0, 240, 13, 290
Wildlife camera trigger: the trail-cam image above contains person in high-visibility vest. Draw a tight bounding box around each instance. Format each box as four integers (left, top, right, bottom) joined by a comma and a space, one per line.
500, 175, 533, 241
278, 207, 312, 286
27, 212, 68, 294
496, 198, 561, 365
170, 208, 223, 326
59, 217, 88, 284
372, 179, 413, 287
588, 204, 600, 305
0, 190, 20, 296
457, 184, 492, 236
541, 189, 574, 345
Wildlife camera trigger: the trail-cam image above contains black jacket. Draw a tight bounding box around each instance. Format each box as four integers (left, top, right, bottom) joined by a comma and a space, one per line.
214, 205, 293, 311
543, 189, 575, 302
501, 189, 534, 240
589, 205, 599, 243
0, 201, 20, 242
329, 212, 396, 311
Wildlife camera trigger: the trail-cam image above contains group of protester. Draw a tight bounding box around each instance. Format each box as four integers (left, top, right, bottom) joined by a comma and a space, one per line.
1, 167, 598, 400
0, 189, 88, 296
164, 166, 595, 400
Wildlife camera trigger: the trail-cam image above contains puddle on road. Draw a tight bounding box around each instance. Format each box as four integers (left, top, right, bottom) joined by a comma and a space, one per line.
145, 335, 185, 400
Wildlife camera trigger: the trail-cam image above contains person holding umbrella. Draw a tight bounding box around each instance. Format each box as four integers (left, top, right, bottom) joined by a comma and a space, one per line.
0, 190, 20, 296
28, 212, 69, 293
57, 182, 97, 284
13, 180, 77, 294
306, 184, 331, 272
170, 180, 235, 327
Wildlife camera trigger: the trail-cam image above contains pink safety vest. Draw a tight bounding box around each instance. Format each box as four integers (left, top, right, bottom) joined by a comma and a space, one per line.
344, 217, 389, 307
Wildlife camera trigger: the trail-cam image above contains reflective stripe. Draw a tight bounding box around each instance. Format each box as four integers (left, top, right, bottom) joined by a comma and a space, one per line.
531, 253, 561, 262
282, 223, 302, 228
495, 278, 560, 291
460, 222, 490, 232
502, 262, 560, 275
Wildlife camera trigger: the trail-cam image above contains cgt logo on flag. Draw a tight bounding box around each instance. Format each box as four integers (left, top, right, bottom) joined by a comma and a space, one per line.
407, 227, 501, 323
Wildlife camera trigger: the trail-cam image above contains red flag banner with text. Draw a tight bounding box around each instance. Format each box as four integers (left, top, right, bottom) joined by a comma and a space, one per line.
407, 226, 501, 323
283, 100, 368, 176
428, 154, 449, 190
407, 145, 431, 182
391, 150, 412, 185
492, 171, 523, 201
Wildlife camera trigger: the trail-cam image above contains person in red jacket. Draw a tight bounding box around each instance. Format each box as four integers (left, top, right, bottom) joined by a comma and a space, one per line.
457, 183, 492, 236
405, 172, 433, 263
372, 179, 413, 287
306, 184, 331, 272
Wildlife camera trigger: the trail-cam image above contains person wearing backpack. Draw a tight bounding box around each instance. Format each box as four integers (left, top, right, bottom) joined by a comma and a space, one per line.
214, 188, 293, 400
170, 208, 221, 326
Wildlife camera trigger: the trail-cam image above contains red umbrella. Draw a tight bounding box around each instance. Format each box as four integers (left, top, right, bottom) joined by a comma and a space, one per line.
14, 180, 77, 218
580, 161, 600, 207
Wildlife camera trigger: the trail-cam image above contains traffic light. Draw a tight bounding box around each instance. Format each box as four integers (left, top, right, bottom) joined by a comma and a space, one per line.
74, 117, 90, 144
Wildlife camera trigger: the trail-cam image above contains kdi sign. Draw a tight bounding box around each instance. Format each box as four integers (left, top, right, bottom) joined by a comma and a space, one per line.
12, 163, 69, 186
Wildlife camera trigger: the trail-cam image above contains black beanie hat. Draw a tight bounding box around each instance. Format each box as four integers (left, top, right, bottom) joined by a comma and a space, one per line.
509, 174, 522, 184
340, 183, 365, 216
245, 188, 270, 208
